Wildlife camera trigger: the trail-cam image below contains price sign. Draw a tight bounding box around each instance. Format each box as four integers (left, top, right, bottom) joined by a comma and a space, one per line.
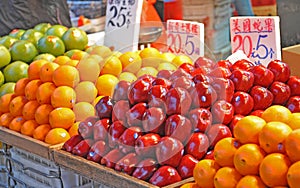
167, 20, 205, 61
230, 16, 281, 66
104, 0, 143, 52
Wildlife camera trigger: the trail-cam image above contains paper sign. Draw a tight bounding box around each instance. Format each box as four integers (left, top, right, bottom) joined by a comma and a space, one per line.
167, 20, 205, 61
104, 0, 143, 52
230, 16, 281, 66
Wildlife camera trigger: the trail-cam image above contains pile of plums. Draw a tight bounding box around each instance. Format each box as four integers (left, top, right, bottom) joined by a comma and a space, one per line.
63, 57, 300, 187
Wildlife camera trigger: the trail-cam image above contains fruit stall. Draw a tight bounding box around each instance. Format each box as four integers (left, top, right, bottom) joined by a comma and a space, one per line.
0, 1, 300, 188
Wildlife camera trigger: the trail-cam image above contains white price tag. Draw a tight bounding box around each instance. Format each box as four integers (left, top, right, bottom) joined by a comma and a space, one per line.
167, 20, 205, 61
104, 0, 143, 52
230, 16, 281, 66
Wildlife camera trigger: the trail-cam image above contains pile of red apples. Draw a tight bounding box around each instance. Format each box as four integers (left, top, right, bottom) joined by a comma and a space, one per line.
63, 57, 300, 187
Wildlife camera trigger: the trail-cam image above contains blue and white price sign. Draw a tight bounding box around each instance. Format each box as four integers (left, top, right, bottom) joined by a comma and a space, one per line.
230, 16, 281, 66
104, 0, 143, 52
167, 20, 205, 60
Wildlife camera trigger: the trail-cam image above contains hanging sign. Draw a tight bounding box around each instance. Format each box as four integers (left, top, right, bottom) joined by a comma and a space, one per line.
230, 16, 281, 66
167, 20, 205, 61
104, 0, 143, 52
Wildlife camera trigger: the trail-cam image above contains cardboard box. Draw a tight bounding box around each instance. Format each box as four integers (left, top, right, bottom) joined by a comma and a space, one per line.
282, 44, 300, 77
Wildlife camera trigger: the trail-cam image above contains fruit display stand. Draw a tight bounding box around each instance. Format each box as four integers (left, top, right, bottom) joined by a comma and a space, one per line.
53, 149, 194, 188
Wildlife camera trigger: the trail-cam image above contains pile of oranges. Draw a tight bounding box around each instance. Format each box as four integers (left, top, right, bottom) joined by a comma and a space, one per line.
0, 46, 193, 145
181, 105, 300, 188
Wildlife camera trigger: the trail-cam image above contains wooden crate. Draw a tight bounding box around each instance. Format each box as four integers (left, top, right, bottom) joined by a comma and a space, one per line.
53, 149, 194, 188
0, 126, 62, 160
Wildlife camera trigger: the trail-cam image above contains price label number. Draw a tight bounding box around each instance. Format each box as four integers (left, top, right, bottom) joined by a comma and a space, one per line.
230, 16, 281, 66
167, 20, 204, 60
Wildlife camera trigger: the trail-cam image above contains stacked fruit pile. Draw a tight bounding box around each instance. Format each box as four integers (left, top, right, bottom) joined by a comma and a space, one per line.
183, 105, 300, 188
0, 23, 89, 97
62, 55, 300, 186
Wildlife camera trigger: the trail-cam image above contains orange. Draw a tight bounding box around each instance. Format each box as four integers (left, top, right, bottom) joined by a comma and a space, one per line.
74, 81, 97, 103
100, 55, 122, 76
286, 112, 300, 130
233, 143, 266, 176
285, 129, 300, 162
261, 105, 292, 124
76, 55, 101, 83
70, 50, 88, 61
287, 161, 300, 188
50, 86, 76, 108
20, 119, 39, 136
65, 59, 79, 67
53, 55, 71, 65
0, 113, 14, 127
160, 52, 176, 63
34, 104, 54, 125
193, 159, 220, 188
213, 166, 242, 188
180, 183, 200, 188
27, 59, 49, 80
36, 82, 56, 104
68, 122, 79, 137
8, 116, 26, 132
39, 62, 59, 83
49, 107, 75, 130
233, 116, 266, 144
258, 121, 292, 154
24, 79, 43, 100
136, 66, 158, 78
118, 72, 137, 83
33, 124, 51, 141
213, 137, 241, 167
14, 78, 30, 96
172, 55, 193, 67
44, 128, 70, 145
259, 153, 291, 187
73, 102, 96, 122
52, 65, 80, 87
9, 95, 28, 117
95, 74, 119, 97
22, 100, 40, 120
139, 47, 161, 68
236, 175, 267, 188
119, 51, 142, 74
88, 45, 112, 58
0, 93, 15, 113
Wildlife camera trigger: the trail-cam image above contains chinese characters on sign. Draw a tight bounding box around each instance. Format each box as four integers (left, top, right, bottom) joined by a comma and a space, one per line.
167, 20, 204, 61
230, 16, 281, 66
104, 0, 143, 52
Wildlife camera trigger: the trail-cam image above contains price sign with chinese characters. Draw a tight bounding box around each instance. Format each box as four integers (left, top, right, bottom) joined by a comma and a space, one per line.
104, 0, 143, 52
230, 16, 281, 66
167, 20, 205, 61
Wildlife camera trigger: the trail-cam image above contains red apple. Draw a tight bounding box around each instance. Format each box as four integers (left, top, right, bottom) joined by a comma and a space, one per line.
156, 137, 184, 167
128, 78, 152, 105
206, 124, 232, 148
231, 91, 254, 115
171, 76, 195, 92
230, 59, 254, 71
230, 69, 254, 92
165, 114, 193, 144
287, 76, 300, 96
119, 126, 143, 153
165, 87, 192, 116
157, 69, 174, 79
93, 118, 111, 141
185, 132, 210, 160
191, 82, 217, 108
286, 96, 300, 113
112, 100, 130, 122
126, 102, 148, 127
179, 63, 195, 74
108, 120, 126, 148
78, 116, 99, 139
177, 154, 199, 179
250, 65, 274, 87
250, 110, 264, 117
152, 77, 172, 89
87, 140, 110, 163
211, 100, 234, 125
112, 80, 130, 101
115, 153, 141, 175
194, 56, 214, 69
95, 96, 114, 119
209, 66, 232, 79
132, 158, 159, 181
100, 149, 126, 169
269, 81, 291, 105
250, 86, 274, 110
142, 107, 166, 134
211, 78, 235, 102
214, 59, 232, 70
135, 133, 161, 157
267, 60, 291, 82
188, 108, 212, 133
149, 166, 182, 187
192, 73, 213, 85
72, 139, 94, 158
